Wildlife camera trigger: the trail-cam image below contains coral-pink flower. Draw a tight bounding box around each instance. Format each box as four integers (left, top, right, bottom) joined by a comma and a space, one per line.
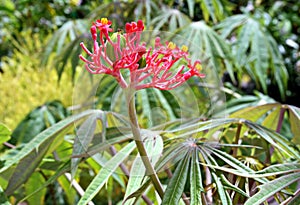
79, 18, 205, 90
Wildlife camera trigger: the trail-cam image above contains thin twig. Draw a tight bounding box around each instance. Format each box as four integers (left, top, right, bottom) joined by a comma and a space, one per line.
64, 173, 95, 205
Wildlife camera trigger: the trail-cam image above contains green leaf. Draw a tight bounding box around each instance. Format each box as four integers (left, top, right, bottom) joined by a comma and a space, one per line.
255, 163, 300, 176
155, 141, 190, 172
201, 0, 215, 22
187, 0, 195, 18
212, 172, 231, 205
262, 106, 281, 130
20, 161, 70, 203
288, 105, 300, 144
250, 21, 269, 93
57, 173, 77, 205
204, 147, 268, 184
0, 186, 10, 205
150, 7, 191, 32
229, 103, 280, 122
71, 111, 105, 177
0, 110, 97, 173
190, 149, 203, 205
24, 172, 46, 205
5, 137, 52, 195
153, 89, 176, 120
10, 100, 69, 144
78, 141, 136, 205
220, 174, 249, 197
0, 123, 11, 144
245, 172, 300, 205
245, 121, 299, 158
76, 136, 129, 158
162, 151, 191, 205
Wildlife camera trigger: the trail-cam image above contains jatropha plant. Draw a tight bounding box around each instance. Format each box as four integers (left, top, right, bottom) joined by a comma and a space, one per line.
77, 18, 300, 205
79, 18, 205, 201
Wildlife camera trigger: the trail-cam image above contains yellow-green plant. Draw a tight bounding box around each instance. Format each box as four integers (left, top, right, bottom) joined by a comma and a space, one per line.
0, 32, 74, 129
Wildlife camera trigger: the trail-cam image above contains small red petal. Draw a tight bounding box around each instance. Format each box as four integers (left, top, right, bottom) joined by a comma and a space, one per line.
137, 20, 144, 31
125, 23, 132, 33
90, 25, 97, 40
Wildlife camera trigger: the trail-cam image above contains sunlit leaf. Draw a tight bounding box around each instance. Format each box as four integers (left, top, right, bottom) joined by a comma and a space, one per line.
20, 161, 70, 203
78, 141, 136, 205
288, 105, 300, 144
244, 172, 300, 205
24, 172, 46, 205
0, 110, 97, 173
0, 123, 11, 144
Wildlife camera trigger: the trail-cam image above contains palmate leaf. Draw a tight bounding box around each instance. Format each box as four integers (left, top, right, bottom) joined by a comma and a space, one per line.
229, 103, 280, 123
161, 151, 191, 205
176, 21, 235, 82
41, 19, 88, 66
245, 120, 299, 158
41, 20, 88, 80
200, 0, 228, 23
77, 141, 136, 205
150, 6, 191, 32
0, 110, 97, 174
244, 172, 300, 205
216, 14, 288, 99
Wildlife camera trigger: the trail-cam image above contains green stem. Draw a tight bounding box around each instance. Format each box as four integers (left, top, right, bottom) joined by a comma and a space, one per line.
125, 88, 164, 199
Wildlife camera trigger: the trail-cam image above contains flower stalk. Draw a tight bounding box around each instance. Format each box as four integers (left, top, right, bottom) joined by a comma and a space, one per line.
125, 87, 164, 199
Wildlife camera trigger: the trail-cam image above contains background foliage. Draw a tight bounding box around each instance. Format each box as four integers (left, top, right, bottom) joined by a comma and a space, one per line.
0, 0, 299, 204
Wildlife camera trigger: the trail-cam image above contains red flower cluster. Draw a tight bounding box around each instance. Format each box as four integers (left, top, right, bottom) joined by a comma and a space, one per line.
79, 18, 205, 90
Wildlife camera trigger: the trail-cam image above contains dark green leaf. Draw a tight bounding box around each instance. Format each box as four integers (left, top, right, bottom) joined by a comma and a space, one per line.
162, 151, 191, 205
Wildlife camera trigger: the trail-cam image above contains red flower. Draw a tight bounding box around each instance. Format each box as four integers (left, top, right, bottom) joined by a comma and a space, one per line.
79, 18, 205, 90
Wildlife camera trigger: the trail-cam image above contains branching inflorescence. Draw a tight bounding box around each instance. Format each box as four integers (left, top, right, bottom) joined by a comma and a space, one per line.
79, 18, 205, 90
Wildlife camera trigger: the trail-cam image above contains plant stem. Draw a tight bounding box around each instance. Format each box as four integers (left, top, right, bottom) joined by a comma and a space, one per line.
232, 122, 242, 157
125, 88, 164, 199
276, 106, 286, 133
267, 106, 286, 163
